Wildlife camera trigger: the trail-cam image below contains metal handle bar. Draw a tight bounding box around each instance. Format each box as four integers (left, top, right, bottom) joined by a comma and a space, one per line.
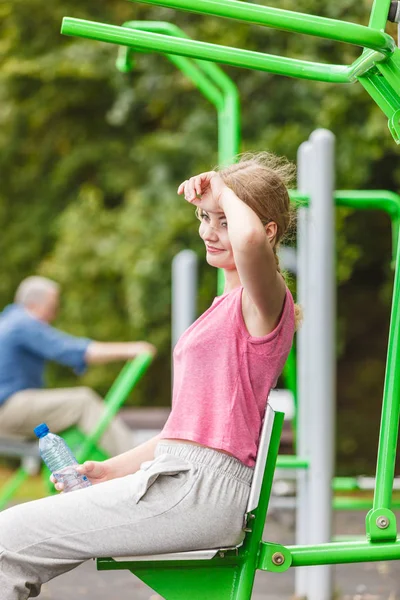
62, 18, 379, 84
125, 0, 395, 55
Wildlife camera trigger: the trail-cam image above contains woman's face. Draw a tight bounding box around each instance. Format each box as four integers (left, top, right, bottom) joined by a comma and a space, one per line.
197, 192, 235, 270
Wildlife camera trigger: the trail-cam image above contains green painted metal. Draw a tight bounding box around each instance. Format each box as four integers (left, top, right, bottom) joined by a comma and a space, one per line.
61, 19, 354, 84
118, 21, 240, 167
284, 538, 400, 566
369, 0, 392, 29
333, 496, 374, 511
369, 219, 400, 514
0, 354, 153, 508
333, 477, 359, 492
233, 410, 285, 597
123, 0, 395, 54
276, 455, 309, 469
76, 353, 153, 461
333, 496, 400, 511
334, 495, 400, 511
281, 345, 297, 416
61, 0, 400, 143
334, 190, 400, 261
62, 0, 400, 580
114, 21, 238, 294
128, 562, 245, 600
366, 507, 397, 542
258, 542, 292, 573
276, 189, 400, 514
289, 189, 400, 265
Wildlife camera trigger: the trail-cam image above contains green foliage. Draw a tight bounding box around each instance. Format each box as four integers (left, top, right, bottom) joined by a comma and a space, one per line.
1, 0, 399, 469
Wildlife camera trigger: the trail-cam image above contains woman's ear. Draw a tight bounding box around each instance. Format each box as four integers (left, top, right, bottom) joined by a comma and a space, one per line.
265, 221, 278, 245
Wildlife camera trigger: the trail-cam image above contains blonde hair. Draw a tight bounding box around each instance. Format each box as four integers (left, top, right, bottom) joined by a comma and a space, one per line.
217, 152, 302, 330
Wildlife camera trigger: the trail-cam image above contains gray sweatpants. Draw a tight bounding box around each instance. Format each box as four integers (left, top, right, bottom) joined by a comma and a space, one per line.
0, 387, 133, 456
0, 441, 253, 600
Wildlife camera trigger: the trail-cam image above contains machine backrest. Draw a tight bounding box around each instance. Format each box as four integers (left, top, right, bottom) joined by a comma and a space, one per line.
245, 402, 276, 514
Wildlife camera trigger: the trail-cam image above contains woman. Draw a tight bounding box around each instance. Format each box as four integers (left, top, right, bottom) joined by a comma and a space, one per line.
0, 152, 299, 599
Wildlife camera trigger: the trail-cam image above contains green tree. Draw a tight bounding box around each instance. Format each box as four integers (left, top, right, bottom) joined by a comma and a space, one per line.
1, 0, 399, 471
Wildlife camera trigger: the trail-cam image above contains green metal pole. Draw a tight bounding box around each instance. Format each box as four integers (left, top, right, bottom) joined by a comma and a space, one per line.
289, 189, 400, 265
117, 21, 239, 293
125, 0, 395, 55
276, 455, 309, 469
371, 232, 400, 511
76, 354, 152, 462
119, 22, 229, 120
128, 23, 241, 164
281, 346, 297, 440
237, 410, 285, 597
61, 18, 353, 84
285, 539, 400, 566
369, 0, 392, 31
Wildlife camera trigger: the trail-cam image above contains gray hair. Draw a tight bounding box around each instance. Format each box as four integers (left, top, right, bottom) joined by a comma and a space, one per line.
14, 276, 60, 307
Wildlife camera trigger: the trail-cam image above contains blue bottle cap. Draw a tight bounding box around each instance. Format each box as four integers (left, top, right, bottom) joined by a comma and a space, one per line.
34, 423, 49, 438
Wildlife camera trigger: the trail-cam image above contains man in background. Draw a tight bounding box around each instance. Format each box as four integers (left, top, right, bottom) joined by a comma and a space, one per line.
0, 276, 156, 456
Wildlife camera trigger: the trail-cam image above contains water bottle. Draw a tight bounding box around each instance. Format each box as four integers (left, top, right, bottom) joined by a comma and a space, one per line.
34, 423, 92, 493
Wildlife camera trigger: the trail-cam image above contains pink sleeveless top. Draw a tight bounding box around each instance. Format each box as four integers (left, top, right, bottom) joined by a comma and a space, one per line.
160, 286, 295, 467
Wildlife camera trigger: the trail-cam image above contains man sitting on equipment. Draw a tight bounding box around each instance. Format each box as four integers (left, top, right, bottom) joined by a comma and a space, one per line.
0, 276, 156, 456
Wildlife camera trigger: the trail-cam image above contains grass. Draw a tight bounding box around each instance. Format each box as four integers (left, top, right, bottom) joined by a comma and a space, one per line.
0, 465, 48, 502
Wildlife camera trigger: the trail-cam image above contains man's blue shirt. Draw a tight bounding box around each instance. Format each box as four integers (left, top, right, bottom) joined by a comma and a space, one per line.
0, 304, 91, 406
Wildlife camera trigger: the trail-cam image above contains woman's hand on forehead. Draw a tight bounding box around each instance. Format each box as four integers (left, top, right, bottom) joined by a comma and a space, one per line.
178, 171, 227, 207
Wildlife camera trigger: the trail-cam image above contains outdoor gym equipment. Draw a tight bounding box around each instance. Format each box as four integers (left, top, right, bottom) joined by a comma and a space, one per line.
97, 403, 286, 600
60, 2, 400, 598
117, 21, 239, 170
62, 0, 400, 143
116, 20, 239, 296
99, 133, 400, 600
288, 129, 400, 599
0, 353, 153, 510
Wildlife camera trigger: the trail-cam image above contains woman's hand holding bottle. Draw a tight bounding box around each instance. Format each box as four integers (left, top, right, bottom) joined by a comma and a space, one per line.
50, 460, 110, 491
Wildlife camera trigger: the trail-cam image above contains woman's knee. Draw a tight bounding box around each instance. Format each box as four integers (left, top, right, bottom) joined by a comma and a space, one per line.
0, 504, 27, 551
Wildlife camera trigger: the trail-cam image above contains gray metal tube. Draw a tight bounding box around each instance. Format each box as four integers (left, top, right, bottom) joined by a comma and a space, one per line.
172, 250, 198, 348
295, 140, 313, 598
278, 245, 297, 274
307, 129, 336, 600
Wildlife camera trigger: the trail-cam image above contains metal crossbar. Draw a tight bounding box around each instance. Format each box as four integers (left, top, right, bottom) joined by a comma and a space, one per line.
0, 438, 38, 459
61, 0, 400, 142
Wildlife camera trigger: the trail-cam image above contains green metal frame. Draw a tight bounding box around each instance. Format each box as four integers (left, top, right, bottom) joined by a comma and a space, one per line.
277, 189, 400, 510
117, 21, 239, 168
299, 186, 400, 544
0, 353, 152, 510
61, 0, 400, 591
95, 190, 400, 593
115, 20, 239, 293
61, 0, 400, 142
227, 188, 400, 511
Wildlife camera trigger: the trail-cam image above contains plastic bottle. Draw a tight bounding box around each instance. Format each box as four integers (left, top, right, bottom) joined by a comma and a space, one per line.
34, 422, 92, 492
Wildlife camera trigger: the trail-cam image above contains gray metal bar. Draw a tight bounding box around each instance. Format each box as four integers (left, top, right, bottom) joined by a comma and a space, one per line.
295, 139, 312, 598
0, 437, 38, 458
307, 129, 336, 600
171, 250, 198, 348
